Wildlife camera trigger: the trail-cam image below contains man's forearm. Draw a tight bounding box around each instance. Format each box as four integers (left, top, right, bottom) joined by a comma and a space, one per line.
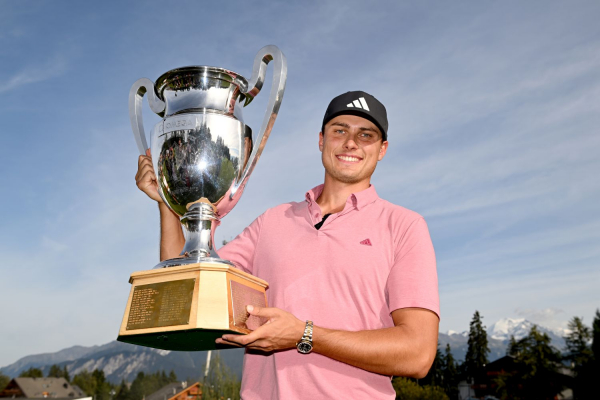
159, 202, 185, 261
312, 323, 436, 378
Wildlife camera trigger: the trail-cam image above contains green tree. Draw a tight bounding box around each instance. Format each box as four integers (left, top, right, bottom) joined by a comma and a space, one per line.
0, 372, 10, 391
441, 344, 459, 399
592, 309, 600, 365
114, 379, 130, 400
201, 353, 241, 400
72, 370, 95, 396
392, 377, 449, 400
507, 335, 518, 356
47, 365, 70, 382
19, 367, 43, 378
507, 326, 564, 399
129, 370, 179, 400
464, 311, 489, 381
565, 316, 593, 399
72, 369, 115, 400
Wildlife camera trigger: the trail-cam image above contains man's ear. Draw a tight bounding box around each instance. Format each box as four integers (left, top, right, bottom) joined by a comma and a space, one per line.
319, 131, 324, 152
378, 141, 389, 161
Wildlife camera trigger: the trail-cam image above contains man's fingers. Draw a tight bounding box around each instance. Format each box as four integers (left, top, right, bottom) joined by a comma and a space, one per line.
145, 148, 151, 157
246, 305, 280, 319
215, 338, 243, 348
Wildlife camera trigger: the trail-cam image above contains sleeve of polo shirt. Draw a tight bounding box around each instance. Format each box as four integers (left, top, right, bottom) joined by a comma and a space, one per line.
216, 212, 265, 275
386, 217, 440, 319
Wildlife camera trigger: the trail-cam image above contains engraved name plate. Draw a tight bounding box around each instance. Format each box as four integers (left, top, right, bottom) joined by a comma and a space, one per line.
127, 279, 195, 330
230, 280, 267, 330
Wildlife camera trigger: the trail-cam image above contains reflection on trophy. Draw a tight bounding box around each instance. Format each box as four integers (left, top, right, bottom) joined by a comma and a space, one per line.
117, 45, 287, 351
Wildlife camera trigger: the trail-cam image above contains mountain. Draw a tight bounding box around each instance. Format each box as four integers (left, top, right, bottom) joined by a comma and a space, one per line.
1, 318, 568, 382
0, 341, 244, 384
487, 318, 567, 348
439, 318, 567, 363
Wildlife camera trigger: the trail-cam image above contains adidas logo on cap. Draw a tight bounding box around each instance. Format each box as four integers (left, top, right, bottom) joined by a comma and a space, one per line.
346, 97, 370, 111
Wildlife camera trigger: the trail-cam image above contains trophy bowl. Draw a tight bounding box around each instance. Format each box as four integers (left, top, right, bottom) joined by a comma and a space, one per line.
117, 46, 286, 351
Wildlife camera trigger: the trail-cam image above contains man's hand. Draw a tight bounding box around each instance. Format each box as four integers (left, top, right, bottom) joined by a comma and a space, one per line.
216, 305, 305, 352
135, 148, 163, 203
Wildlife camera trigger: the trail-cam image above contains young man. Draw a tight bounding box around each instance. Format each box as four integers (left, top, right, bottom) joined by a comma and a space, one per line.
136, 91, 440, 399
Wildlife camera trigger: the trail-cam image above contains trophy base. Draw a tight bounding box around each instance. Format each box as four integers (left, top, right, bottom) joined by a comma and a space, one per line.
118, 262, 268, 351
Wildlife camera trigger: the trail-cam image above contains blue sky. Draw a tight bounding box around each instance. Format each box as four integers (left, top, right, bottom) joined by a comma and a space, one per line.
1, 0, 599, 367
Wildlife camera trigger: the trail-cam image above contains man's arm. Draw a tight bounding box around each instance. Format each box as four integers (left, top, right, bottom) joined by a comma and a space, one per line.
135, 150, 185, 260
217, 306, 439, 378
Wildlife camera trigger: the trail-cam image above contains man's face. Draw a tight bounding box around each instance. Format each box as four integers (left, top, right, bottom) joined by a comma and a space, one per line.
319, 114, 388, 185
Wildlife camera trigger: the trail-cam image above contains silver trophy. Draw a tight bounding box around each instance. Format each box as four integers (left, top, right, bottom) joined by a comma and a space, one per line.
118, 46, 286, 351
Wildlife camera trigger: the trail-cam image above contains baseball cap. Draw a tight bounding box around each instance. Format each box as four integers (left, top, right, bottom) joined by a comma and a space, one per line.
322, 91, 388, 141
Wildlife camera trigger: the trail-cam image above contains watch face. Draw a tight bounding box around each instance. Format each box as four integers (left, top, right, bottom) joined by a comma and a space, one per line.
297, 341, 313, 354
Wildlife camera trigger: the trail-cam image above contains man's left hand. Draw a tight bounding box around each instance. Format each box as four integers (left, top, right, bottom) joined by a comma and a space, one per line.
216, 305, 305, 352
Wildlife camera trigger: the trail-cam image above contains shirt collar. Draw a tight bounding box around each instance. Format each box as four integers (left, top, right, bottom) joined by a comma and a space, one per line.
305, 184, 379, 211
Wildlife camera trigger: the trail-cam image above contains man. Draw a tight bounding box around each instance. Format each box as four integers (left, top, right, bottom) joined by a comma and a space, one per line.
136, 91, 440, 399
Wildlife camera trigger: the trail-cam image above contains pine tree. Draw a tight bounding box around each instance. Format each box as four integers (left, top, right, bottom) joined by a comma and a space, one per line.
0, 372, 10, 391
514, 326, 563, 399
201, 353, 241, 400
114, 379, 130, 400
507, 335, 518, 356
19, 367, 43, 378
592, 309, 600, 364
464, 311, 489, 381
47, 365, 68, 380
441, 344, 459, 399
565, 316, 594, 399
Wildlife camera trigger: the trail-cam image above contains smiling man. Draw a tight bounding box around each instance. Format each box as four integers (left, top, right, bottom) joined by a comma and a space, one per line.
136, 91, 440, 399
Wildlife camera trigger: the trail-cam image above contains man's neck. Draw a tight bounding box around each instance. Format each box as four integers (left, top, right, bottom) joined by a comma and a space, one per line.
315, 177, 371, 215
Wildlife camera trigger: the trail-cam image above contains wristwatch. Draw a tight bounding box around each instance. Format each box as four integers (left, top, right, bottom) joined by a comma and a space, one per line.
296, 320, 314, 354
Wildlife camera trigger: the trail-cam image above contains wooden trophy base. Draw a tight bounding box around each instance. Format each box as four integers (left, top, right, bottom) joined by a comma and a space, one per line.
117, 262, 268, 351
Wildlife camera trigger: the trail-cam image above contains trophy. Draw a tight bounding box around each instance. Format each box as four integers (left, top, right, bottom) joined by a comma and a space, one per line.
117, 45, 287, 351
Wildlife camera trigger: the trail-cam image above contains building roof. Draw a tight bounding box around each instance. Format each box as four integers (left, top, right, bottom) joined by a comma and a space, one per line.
145, 382, 200, 400
0, 377, 86, 398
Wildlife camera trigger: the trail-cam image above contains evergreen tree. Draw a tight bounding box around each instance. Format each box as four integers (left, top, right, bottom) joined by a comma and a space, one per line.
441, 344, 459, 399
592, 309, 600, 364
507, 335, 518, 356
63, 366, 70, 383
19, 367, 43, 378
565, 316, 593, 399
507, 325, 564, 399
114, 380, 130, 400
464, 311, 489, 381
72, 370, 95, 396
47, 364, 69, 381
201, 353, 241, 400
0, 372, 10, 391
128, 370, 178, 400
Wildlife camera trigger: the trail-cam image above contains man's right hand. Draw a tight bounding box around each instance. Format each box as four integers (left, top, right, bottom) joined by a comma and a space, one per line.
135, 148, 163, 203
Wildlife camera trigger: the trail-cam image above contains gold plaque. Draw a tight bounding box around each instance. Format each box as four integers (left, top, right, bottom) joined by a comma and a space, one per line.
126, 279, 195, 330
117, 262, 268, 351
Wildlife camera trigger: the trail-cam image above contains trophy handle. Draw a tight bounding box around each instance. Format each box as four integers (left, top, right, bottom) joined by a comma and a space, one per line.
231, 45, 287, 198
128, 78, 166, 155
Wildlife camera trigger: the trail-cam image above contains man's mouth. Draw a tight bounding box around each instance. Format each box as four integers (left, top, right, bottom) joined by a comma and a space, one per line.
336, 155, 362, 163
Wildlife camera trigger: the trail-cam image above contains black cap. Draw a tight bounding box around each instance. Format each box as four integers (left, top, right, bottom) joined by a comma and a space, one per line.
322, 91, 388, 141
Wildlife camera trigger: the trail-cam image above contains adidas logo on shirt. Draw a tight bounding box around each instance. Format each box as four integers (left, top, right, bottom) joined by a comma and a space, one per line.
346, 97, 370, 111
359, 238, 372, 246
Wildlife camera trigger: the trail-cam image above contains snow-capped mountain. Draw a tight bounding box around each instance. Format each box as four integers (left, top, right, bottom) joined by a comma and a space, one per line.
487, 318, 567, 348
1, 318, 569, 382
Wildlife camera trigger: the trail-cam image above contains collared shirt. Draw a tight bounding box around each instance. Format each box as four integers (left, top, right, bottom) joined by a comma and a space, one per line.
218, 184, 439, 400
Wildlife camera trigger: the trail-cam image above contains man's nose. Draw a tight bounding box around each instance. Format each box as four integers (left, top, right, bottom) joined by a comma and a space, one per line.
343, 136, 359, 150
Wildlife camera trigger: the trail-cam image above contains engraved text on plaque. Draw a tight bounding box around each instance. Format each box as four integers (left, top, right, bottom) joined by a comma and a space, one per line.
127, 279, 195, 330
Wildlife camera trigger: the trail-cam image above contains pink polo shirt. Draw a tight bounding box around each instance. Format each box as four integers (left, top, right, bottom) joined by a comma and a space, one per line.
218, 184, 439, 400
